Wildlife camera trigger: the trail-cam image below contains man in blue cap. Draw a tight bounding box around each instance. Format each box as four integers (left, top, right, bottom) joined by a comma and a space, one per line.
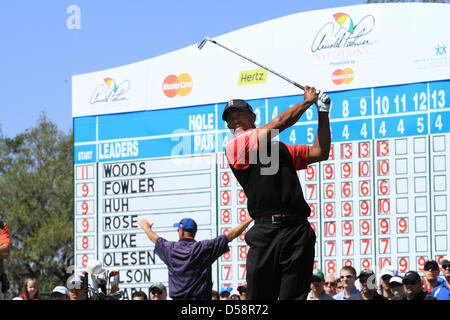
139, 216, 253, 300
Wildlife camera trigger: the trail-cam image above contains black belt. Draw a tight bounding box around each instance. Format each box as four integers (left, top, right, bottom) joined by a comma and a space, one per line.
255, 214, 307, 225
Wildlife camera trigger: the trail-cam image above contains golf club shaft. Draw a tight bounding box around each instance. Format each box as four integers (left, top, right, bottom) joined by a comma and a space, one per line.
208, 39, 305, 91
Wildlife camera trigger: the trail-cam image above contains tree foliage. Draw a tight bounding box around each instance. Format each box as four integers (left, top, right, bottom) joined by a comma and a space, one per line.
0, 114, 73, 297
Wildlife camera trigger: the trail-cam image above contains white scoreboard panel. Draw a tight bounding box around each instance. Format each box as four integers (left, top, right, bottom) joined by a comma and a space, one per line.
74, 79, 450, 298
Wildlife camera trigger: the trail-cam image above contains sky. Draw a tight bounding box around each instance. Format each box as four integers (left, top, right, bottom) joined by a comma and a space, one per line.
0, 0, 366, 138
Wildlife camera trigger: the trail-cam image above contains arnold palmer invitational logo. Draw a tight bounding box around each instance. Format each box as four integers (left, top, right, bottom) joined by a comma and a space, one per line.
90, 78, 130, 105
311, 12, 376, 53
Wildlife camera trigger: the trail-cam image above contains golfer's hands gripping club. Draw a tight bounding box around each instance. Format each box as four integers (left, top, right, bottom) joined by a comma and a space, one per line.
315, 90, 332, 113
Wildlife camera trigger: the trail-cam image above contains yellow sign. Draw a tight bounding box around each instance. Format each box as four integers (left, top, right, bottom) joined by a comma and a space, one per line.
238, 69, 268, 86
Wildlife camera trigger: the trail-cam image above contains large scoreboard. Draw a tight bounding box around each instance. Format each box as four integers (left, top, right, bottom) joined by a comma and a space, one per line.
72, 3, 450, 299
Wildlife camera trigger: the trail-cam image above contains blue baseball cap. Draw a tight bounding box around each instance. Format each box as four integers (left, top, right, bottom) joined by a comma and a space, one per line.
219, 287, 232, 296
173, 218, 197, 233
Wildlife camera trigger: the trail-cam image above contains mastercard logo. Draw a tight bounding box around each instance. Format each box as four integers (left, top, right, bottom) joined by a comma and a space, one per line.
162, 73, 193, 97
331, 68, 354, 85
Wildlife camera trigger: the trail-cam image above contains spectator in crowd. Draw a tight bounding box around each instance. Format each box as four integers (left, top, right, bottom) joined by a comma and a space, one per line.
323, 274, 338, 297
391, 271, 436, 300
349, 269, 387, 301
51, 286, 69, 300
389, 276, 404, 298
0, 218, 11, 300
219, 287, 232, 300
211, 290, 219, 300
237, 283, 247, 300
139, 216, 252, 300
333, 266, 359, 300
230, 289, 241, 300
378, 265, 397, 299
68, 274, 85, 300
336, 278, 343, 294
423, 260, 443, 293
431, 255, 450, 300
149, 282, 168, 300
132, 291, 148, 300
307, 269, 334, 300
18, 277, 42, 300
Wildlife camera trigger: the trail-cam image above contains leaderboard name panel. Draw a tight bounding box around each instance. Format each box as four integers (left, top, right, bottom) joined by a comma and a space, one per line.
97, 154, 217, 299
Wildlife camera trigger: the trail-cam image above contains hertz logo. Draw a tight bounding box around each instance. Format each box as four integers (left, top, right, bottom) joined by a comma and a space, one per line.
238, 69, 268, 86
331, 68, 354, 85
162, 73, 193, 98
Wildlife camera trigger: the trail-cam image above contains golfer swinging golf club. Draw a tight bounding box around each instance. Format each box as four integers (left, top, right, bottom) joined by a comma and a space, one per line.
223, 87, 331, 300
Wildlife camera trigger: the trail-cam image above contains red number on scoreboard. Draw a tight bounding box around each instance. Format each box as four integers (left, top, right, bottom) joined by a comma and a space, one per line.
221, 172, 231, 186
328, 145, 335, 160
326, 241, 335, 256
342, 202, 352, 217
359, 142, 370, 158
327, 261, 336, 274
377, 160, 389, 176
377, 141, 389, 156
380, 239, 390, 254
343, 240, 353, 255
360, 181, 370, 196
222, 210, 231, 224
378, 199, 390, 215
360, 200, 370, 216
309, 204, 316, 218
306, 166, 316, 180
342, 163, 352, 178
359, 162, 370, 177
378, 180, 389, 195
379, 219, 390, 234
306, 185, 316, 200
361, 239, 371, 255
325, 203, 335, 218
342, 182, 352, 198
82, 254, 89, 268
82, 184, 89, 197
343, 221, 353, 236
221, 191, 231, 206
325, 184, 335, 199
239, 209, 248, 223
325, 222, 336, 237
398, 257, 409, 273
398, 218, 408, 233
341, 143, 352, 159
324, 164, 334, 180
237, 190, 247, 204
361, 220, 371, 235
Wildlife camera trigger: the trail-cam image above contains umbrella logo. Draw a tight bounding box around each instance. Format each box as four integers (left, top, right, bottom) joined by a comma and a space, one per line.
333, 13, 354, 34
104, 78, 118, 93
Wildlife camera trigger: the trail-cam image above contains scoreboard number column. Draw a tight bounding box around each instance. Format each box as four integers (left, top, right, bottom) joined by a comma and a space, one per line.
298, 162, 320, 269
217, 153, 252, 289
74, 164, 96, 268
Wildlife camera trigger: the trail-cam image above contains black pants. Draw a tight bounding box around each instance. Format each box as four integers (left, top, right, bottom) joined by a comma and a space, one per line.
244, 220, 316, 300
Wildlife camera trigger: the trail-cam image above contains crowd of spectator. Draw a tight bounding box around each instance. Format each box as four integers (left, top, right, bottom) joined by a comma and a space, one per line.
6, 254, 450, 300
306, 255, 450, 300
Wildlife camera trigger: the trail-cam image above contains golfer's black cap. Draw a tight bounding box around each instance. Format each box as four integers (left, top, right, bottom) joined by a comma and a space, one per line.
222, 99, 254, 121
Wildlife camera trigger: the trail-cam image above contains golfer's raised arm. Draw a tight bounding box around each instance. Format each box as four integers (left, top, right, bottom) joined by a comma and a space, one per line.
256, 86, 318, 142
307, 111, 331, 164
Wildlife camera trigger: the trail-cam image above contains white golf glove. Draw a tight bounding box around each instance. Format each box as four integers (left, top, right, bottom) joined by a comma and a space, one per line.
315, 90, 331, 113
